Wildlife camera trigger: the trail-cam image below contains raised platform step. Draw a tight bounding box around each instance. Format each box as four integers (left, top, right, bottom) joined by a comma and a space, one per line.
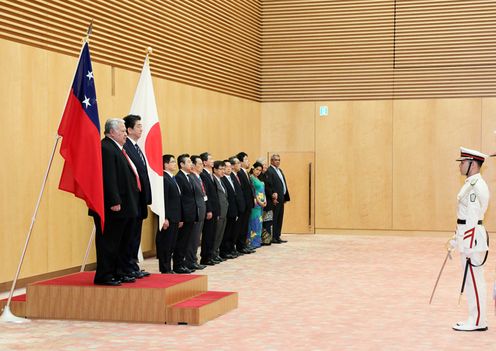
167, 291, 238, 325
0, 272, 238, 325
0, 294, 26, 317
26, 272, 207, 323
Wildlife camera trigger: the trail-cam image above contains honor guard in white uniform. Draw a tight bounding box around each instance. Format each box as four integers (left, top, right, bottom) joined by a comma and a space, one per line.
450, 147, 490, 331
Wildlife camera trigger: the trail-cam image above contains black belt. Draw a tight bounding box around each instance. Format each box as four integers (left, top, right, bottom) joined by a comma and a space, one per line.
457, 219, 483, 225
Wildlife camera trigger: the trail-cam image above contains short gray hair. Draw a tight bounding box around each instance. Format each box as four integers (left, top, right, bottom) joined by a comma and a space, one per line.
256, 157, 267, 165
104, 118, 125, 134
270, 154, 280, 161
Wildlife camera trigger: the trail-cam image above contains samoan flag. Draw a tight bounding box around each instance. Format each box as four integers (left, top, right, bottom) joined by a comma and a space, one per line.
58, 42, 105, 230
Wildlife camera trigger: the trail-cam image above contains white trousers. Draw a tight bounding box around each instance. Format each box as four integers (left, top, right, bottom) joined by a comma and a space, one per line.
459, 252, 487, 327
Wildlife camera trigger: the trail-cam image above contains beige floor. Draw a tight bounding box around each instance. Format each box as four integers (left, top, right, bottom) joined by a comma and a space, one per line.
1, 234, 496, 350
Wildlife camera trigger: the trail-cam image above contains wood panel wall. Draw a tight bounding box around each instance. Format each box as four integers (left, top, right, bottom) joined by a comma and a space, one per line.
261, 0, 496, 101
0, 38, 260, 285
0, 0, 261, 101
262, 99, 496, 233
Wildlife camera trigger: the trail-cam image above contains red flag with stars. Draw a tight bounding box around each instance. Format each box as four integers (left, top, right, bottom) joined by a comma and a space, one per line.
58, 41, 105, 229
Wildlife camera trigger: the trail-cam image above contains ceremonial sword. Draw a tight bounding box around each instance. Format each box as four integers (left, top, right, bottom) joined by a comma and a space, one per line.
429, 249, 452, 304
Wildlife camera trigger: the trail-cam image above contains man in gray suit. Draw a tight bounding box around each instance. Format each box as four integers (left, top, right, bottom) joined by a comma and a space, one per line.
185, 155, 207, 270
212, 160, 229, 262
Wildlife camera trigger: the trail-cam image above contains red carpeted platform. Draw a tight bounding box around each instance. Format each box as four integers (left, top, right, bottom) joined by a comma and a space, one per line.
12, 272, 237, 325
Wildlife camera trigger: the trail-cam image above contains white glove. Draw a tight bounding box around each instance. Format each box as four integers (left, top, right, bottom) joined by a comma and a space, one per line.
448, 239, 457, 251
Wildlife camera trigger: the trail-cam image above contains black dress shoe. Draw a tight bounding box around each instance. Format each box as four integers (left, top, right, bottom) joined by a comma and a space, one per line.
174, 266, 193, 274
119, 275, 136, 283
130, 271, 145, 279
261, 242, 271, 246
279, 239, 288, 243
271, 239, 282, 244
140, 270, 151, 277
233, 250, 243, 256
201, 259, 218, 265
161, 270, 175, 274
193, 263, 206, 270
220, 253, 235, 259
94, 278, 121, 286
215, 255, 226, 262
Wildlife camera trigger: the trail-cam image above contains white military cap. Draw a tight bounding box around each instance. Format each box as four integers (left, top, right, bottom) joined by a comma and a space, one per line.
456, 147, 488, 162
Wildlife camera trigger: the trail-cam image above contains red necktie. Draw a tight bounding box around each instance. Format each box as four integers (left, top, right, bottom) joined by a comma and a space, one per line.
122, 149, 142, 191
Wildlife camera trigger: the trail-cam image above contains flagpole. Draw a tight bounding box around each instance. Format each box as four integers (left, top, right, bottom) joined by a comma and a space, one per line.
80, 225, 96, 272
0, 22, 94, 324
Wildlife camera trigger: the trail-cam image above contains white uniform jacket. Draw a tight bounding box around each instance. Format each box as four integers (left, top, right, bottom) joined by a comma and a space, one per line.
456, 173, 489, 259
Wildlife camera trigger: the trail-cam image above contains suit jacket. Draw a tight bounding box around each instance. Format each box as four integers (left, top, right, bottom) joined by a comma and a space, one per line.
100, 136, 139, 219
222, 175, 238, 218
237, 169, 255, 211
230, 172, 246, 214
267, 165, 291, 203
123, 139, 152, 219
190, 173, 207, 221
200, 169, 220, 217
163, 173, 182, 223
214, 176, 228, 218
260, 171, 274, 211
175, 170, 198, 222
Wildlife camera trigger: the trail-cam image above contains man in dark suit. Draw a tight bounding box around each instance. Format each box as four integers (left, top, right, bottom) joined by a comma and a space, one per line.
156, 154, 182, 274
212, 160, 229, 262
267, 153, 290, 243
186, 155, 207, 271
92, 118, 140, 286
199, 152, 221, 265
123, 114, 151, 278
220, 159, 239, 259
228, 157, 246, 257
235, 152, 255, 254
173, 154, 197, 273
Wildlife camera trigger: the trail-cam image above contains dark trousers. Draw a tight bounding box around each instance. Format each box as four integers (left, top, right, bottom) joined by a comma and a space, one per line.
156, 222, 179, 273
201, 218, 217, 260
235, 210, 250, 250
173, 221, 193, 269
273, 202, 285, 240
221, 216, 237, 254
186, 219, 203, 266
93, 215, 135, 283
126, 218, 143, 272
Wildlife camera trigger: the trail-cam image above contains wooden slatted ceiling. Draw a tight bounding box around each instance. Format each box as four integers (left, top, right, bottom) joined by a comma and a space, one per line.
2, 0, 496, 101
0, 0, 261, 101
262, 0, 496, 101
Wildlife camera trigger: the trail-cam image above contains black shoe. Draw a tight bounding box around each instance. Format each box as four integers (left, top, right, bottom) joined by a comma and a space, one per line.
271, 239, 282, 244
94, 278, 121, 286
193, 263, 206, 270
161, 270, 175, 274
130, 271, 145, 279
119, 275, 136, 283
220, 253, 235, 259
233, 250, 244, 256
261, 242, 271, 246
174, 266, 193, 274
140, 270, 151, 277
279, 239, 288, 243
215, 255, 226, 262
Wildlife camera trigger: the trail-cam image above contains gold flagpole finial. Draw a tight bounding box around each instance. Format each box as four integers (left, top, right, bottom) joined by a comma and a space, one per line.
146, 47, 153, 64
83, 19, 94, 43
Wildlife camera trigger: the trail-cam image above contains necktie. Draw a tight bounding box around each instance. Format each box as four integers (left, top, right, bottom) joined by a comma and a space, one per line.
172, 176, 181, 194
234, 172, 240, 184
122, 149, 141, 191
134, 143, 146, 166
